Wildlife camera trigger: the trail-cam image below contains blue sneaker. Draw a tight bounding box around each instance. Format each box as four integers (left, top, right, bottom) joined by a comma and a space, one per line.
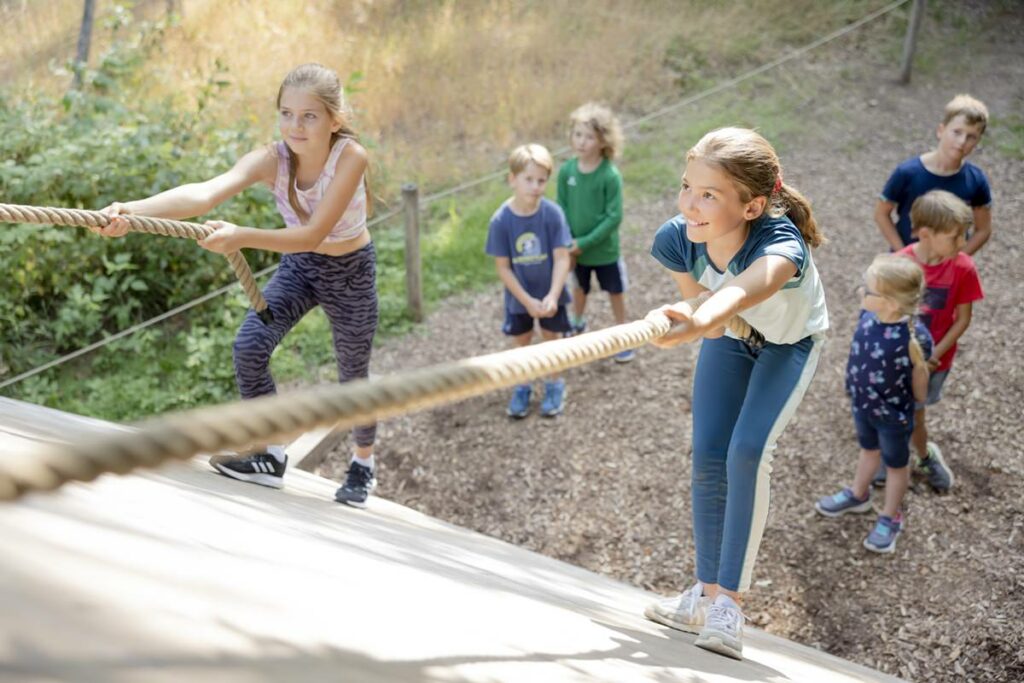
507, 384, 532, 419
871, 462, 887, 488
614, 349, 637, 363
864, 514, 904, 553
539, 379, 566, 417
814, 487, 872, 517
571, 319, 587, 336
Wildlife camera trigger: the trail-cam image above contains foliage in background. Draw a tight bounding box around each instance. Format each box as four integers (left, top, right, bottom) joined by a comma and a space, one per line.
3, 0, 975, 419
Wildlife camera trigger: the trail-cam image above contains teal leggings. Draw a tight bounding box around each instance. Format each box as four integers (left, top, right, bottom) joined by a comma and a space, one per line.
690, 334, 823, 592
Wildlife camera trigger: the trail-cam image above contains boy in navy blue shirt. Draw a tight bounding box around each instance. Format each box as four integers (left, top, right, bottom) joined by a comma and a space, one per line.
874, 94, 992, 256
485, 144, 573, 418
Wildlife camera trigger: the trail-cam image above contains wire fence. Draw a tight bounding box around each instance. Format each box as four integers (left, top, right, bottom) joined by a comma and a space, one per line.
0, 0, 910, 392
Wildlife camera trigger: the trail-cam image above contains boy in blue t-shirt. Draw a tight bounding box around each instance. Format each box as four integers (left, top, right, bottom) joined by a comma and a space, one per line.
874, 94, 992, 256
485, 143, 573, 419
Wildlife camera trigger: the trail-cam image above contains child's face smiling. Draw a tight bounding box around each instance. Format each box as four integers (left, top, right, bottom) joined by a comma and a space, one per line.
278, 87, 340, 154
571, 123, 603, 163
677, 159, 764, 246
936, 114, 984, 164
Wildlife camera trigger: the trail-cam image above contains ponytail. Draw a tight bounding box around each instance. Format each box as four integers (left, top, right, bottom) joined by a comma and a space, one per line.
776, 183, 825, 248
906, 319, 927, 370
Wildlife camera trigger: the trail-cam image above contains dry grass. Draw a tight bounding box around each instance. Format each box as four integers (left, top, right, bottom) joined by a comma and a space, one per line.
1, 0, 895, 197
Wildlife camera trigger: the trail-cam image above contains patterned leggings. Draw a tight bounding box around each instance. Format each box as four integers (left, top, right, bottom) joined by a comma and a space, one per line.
233, 244, 379, 447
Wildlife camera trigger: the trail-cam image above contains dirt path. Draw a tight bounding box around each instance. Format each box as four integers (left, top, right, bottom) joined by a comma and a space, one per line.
321, 7, 1024, 681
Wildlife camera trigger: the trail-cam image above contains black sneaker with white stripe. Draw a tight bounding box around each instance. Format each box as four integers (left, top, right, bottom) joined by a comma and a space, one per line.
334, 462, 376, 508
210, 452, 287, 489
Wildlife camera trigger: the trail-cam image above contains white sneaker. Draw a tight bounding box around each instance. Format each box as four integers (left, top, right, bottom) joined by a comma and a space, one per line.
695, 595, 745, 660
644, 582, 709, 634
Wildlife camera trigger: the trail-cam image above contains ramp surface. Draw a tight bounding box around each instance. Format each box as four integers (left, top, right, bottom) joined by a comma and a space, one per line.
0, 399, 902, 682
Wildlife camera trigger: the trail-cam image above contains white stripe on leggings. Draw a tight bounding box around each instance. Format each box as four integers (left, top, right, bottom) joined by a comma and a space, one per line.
738, 334, 825, 592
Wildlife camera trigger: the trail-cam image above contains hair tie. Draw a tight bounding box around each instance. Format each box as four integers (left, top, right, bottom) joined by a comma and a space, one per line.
773, 172, 783, 194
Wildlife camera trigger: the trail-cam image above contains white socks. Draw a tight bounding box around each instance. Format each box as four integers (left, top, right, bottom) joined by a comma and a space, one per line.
267, 444, 287, 463
352, 454, 375, 470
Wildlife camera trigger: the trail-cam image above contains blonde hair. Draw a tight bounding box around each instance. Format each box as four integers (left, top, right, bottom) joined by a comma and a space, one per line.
276, 63, 369, 221
686, 127, 825, 248
508, 143, 553, 176
867, 254, 928, 369
569, 102, 624, 160
942, 93, 989, 133
910, 189, 972, 236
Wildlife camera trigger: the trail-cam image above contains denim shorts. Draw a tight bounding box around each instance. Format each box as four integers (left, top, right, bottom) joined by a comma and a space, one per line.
852, 408, 914, 468
914, 370, 949, 411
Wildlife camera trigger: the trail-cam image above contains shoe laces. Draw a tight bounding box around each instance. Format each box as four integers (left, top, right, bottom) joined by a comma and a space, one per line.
345, 462, 374, 488
706, 602, 743, 634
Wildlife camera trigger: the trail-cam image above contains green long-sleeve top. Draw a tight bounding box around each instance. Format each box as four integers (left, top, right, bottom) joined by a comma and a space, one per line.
556, 157, 624, 266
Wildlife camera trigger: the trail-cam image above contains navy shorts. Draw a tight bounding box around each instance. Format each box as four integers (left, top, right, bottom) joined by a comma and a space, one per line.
914, 370, 949, 410
574, 260, 628, 295
852, 408, 914, 468
503, 306, 572, 336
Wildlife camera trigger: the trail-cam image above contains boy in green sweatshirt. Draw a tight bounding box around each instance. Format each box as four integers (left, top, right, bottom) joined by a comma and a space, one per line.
557, 102, 632, 362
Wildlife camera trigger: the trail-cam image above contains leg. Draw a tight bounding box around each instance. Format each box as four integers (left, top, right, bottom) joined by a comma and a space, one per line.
718, 336, 823, 595
313, 247, 380, 453
911, 406, 928, 459
609, 292, 627, 325
571, 263, 591, 331
690, 337, 755, 596
852, 448, 883, 500
538, 308, 571, 417
233, 254, 317, 399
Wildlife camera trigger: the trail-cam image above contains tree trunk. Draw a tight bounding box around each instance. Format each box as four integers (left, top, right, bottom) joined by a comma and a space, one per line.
72, 0, 96, 90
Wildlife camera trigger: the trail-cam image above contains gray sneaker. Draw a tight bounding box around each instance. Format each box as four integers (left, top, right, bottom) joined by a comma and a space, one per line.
814, 487, 872, 517
916, 442, 954, 492
644, 582, 709, 634
695, 596, 744, 660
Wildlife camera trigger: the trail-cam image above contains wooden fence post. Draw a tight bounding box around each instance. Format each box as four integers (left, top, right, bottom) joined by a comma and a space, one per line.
402, 183, 423, 322
898, 0, 926, 85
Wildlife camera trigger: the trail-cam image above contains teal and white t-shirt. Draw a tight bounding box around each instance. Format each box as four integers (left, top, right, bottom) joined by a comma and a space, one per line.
650, 213, 828, 345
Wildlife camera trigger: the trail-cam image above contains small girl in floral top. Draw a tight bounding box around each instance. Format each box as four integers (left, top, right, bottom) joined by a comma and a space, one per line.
815, 254, 932, 553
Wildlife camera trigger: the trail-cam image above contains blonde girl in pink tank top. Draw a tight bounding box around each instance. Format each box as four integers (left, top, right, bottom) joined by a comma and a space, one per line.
92, 64, 381, 507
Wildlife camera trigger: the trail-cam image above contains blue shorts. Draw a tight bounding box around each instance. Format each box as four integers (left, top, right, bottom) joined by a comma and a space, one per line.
573, 260, 628, 295
914, 370, 949, 410
503, 306, 572, 336
852, 408, 913, 468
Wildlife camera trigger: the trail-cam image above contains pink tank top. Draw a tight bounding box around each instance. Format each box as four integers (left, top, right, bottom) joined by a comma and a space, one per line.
272, 137, 367, 242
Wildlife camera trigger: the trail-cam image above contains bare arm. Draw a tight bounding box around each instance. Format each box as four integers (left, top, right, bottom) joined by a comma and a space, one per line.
545, 247, 571, 301
912, 363, 929, 403
963, 205, 991, 256
95, 147, 276, 234
226, 142, 368, 254
931, 302, 973, 365
874, 199, 905, 251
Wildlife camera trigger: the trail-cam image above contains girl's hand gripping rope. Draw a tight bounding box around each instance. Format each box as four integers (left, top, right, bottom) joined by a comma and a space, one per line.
198, 220, 243, 254
91, 203, 133, 238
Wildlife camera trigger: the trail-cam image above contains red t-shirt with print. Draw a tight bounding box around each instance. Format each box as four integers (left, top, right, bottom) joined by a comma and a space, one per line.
898, 245, 984, 372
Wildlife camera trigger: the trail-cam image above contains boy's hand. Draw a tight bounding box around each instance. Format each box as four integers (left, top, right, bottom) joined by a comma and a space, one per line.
927, 356, 941, 372
570, 240, 582, 256
91, 202, 133, 238
540, 294, 558, 317
525, 298, 546, 318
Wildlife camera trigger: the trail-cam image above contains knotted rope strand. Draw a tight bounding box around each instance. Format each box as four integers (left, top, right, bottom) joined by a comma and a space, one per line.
0, 204, 270, 318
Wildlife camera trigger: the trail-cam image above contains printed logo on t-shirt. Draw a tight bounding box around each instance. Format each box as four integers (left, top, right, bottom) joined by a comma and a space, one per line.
923, 286, 949, 313
567, 176, 577, 187
512, 232, 547, 265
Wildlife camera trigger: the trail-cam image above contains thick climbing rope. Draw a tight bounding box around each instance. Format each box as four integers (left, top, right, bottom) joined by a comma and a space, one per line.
0, 304, 760, 501
0, 204, 272, 321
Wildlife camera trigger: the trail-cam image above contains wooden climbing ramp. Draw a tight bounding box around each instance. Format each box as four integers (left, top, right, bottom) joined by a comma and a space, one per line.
0, 398, 903, 682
